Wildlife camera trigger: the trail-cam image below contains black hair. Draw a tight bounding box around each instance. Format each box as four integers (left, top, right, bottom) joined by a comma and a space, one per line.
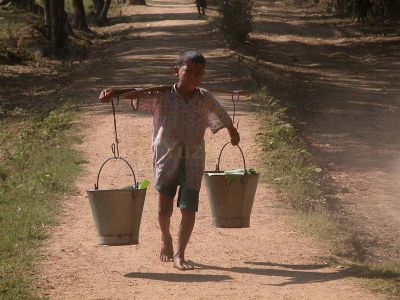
177, 50, 206, 67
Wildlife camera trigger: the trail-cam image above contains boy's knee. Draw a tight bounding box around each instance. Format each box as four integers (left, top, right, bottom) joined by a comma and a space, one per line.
158, 205, 173, 217
180, 208, 196, 217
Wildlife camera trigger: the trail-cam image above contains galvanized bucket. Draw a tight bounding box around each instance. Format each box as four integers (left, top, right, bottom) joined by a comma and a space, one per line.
204, 142, 259, 228
87, 157, 146, 245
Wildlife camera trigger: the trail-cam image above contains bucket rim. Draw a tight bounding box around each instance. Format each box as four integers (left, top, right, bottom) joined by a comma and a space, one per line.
87, 188, 147, 192
203, 171, 260, 176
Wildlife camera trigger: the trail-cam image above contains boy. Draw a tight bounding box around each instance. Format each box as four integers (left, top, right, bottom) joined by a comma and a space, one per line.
196, 0, 207, 16
99, 51, 240, 270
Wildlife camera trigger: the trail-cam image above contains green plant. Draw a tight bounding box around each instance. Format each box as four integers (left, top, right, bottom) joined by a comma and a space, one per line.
216, 0, 255, 41
0, 105, 82, 298
254, 85, 400, 295
254, 87, 331, 211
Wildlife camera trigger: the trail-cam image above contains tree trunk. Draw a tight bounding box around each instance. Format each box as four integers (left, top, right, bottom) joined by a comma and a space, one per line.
92, 0, 104, 17
97, 0, 112, 25
50, 0, 65, 49
44, 0, 51, 38
72, 0, 90, 31
384, 0, 400, 22
127, 0, 146, 4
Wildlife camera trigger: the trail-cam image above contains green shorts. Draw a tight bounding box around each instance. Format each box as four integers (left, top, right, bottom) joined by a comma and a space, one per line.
155, 160, 200, 212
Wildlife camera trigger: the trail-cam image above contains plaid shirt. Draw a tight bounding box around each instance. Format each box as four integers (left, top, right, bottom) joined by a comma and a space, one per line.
136, 84, 232, 190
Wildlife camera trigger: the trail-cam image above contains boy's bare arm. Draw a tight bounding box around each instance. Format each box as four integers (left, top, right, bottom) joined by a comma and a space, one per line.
227, 124, 240, 146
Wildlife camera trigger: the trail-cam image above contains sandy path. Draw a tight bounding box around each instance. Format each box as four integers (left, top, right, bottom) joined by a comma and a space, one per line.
38, 3, 385, 299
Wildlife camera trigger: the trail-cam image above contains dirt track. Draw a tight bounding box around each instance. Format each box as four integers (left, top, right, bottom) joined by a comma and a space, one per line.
38, 1, 390, 299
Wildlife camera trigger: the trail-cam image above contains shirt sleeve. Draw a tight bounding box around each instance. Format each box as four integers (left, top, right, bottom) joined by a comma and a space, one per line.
132, 91, 163, 115
206, 93, 233, 134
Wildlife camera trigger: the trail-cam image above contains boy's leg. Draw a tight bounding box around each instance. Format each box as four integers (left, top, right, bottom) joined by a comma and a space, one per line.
158, 192, 174, 262
174, 208, 196, 270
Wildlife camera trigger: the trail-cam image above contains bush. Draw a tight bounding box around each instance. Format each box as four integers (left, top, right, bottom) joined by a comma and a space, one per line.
335, 0, 400, 23
217, 0, 255, 42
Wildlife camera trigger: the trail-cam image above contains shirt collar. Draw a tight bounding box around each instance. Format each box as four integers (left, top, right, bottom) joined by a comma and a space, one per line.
172, 83, 207, 98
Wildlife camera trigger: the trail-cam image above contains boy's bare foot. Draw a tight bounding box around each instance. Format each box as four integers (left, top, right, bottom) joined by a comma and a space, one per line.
160, 237, 174, 262
173, 256, 194, 271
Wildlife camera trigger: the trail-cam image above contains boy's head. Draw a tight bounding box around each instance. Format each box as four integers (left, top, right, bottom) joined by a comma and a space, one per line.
175, 51, 206, 90
177, 51, 206, 68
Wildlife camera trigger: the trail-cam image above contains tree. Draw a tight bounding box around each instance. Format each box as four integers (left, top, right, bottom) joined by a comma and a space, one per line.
127, 0, 146, 4
98, 0, 112, 24
92, 0, 112, 25
43, 0, 51, 37
92, 0, 104, 17
217, 0, 255, 42
72, 0, 90, 31
50, 0, 65, 49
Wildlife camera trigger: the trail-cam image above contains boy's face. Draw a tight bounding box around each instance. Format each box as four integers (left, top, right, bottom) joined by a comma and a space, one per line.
175, 61, 205, 90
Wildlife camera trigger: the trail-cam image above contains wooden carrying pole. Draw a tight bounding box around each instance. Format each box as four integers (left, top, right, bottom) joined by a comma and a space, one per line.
118, 86, 248, 99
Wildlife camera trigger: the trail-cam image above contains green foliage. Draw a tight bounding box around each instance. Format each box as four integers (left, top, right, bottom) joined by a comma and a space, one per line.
216, 0, 255, 41
138, 179, 150, 189
255, 85, 400, 295
0, 105, 82, 298
348, 262, 400, 296
254, 87, 331, 211
255, 86, 367, 260
65, 0, 94, 14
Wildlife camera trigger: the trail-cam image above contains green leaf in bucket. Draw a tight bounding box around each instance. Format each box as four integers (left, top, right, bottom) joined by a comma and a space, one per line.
139, 179, 150, 189
223, 168, 257, 186
121, 185, 135, 190
224, 168, 257, 175
226, 174, 240, 186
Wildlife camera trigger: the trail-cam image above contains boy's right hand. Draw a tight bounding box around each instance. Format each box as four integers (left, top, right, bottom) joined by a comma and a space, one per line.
99, 88, 115, 102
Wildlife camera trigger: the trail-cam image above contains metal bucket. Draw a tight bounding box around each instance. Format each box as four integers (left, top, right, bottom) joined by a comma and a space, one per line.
87, 157, 147, 245
204, 143, 259, 228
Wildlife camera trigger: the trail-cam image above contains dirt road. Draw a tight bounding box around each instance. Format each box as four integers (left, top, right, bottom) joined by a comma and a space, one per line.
38, 2, 386, 299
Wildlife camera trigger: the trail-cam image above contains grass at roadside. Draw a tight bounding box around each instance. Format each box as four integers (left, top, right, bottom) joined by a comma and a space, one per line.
348, 262, 400, 296
253, 87, 332, 211
253, 86, 400, 297
0, 2, 126, 298
0, 105, 83, 299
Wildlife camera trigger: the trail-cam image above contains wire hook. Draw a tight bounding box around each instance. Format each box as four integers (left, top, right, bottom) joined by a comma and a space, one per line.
111, 98, 120, 158
231, 91, 241, 129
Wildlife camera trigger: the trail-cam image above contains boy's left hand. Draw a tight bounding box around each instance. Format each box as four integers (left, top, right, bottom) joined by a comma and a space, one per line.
228, 126, 240, 146
99, 88, 114, 102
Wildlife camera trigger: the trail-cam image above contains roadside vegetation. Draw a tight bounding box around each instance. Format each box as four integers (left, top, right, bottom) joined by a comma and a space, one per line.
0, 106, 83, 298
216, 0, 399, 297
251, 88, 398, 296
0, 1, 126, 298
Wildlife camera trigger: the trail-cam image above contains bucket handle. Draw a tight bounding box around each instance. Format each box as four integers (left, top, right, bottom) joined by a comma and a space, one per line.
94, 157, 138, 190
215, 142, 247, 175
